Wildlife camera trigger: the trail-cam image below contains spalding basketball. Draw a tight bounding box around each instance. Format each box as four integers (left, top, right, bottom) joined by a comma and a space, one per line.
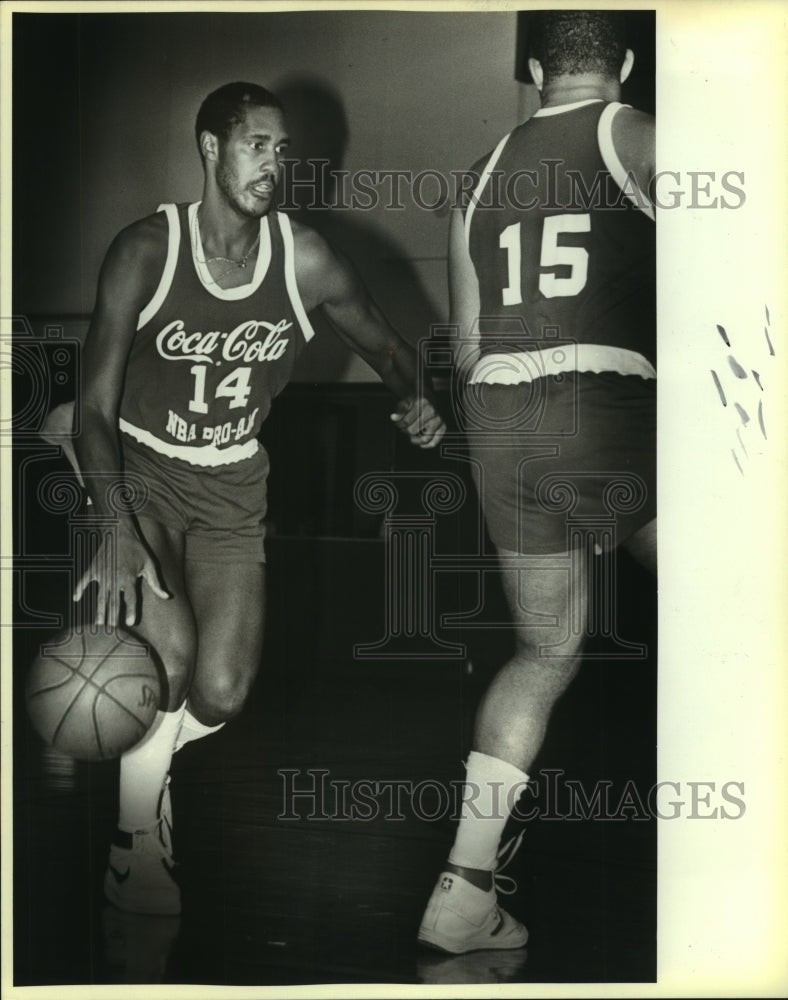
26, 627, 161, 761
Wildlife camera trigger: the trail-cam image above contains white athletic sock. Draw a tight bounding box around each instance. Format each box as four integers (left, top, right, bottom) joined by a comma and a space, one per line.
118, 704, 186, 833
173, 709, 225, 753
448, 751, 530, 871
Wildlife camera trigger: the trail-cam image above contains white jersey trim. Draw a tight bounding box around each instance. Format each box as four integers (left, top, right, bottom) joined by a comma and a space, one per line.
468, 344, 656, 385
137, 204, 180, 330
532, 98, 603, 118
278, 212, 316, 343
598, 103, 655, 221
464, 131, 512, 249
119, 419, 260, 467
188, 202, 272, 300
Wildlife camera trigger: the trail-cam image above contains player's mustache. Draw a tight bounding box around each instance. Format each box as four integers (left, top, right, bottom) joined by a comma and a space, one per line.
251, 170, 278, 187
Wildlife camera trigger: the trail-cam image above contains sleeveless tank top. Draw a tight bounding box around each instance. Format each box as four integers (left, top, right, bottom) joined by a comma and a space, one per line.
119, 203, 315, 466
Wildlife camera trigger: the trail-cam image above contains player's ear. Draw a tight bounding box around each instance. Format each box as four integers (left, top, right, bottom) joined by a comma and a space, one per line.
620, 49, 635, 85
200, 130, 219, 163
528, 57, 544, 92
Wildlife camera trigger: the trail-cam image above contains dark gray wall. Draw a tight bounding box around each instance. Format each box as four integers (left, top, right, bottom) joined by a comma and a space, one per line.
13, 11, 536, 380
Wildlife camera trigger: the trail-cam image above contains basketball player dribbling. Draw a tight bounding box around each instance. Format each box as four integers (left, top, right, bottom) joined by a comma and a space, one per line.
44, 82, 446, 915
418, 11, 656, 953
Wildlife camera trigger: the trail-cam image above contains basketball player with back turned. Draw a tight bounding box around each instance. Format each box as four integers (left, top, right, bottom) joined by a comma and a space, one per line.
418, 11, 656, 952
45, 82, 445, 915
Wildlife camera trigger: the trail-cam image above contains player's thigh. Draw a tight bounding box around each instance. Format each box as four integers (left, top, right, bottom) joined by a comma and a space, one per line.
130, 514, 197, 708
185, 558, 266, 705
496, 543, 588, 658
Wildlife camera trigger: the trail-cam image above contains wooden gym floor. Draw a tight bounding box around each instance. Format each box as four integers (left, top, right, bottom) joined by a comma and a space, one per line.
13, 531, 657, 989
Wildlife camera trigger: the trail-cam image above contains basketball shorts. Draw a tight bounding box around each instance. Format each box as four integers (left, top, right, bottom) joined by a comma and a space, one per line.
464, 372, 656, 555
121, 433, 269, 563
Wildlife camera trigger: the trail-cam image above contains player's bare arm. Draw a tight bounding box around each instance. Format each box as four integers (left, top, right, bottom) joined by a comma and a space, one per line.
73, 216, 171, 625
448, 207, 482, 375
292, 221, 446, 448
611, 106, 656, 208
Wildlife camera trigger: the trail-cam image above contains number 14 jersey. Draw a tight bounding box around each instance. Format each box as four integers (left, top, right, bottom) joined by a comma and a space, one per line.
465, 100, 655, 372
119, 202, 315, 467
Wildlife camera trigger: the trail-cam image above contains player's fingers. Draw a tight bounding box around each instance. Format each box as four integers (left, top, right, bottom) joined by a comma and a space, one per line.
419, 411, 441, 432
410, 398, 440, 435
95, 543, 115, 625
95, 583, 107, 627
419, 421, 447, 449
110, 584, 123, 628
418, 400, 438, 421
390, 395, 416, 424
141, 562, 171, 601
123, 580, 138, 628
397, 404, 424, 434
409, 412, 441, 441
73, 567, 93, 603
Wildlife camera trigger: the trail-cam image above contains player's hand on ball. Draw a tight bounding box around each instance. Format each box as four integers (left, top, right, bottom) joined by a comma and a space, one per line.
73, 524, 170, 627
390, 396, 446, 449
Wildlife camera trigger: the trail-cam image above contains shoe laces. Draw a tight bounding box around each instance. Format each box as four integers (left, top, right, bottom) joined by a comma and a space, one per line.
128, 818, 174, 865
159, 775, 173, 854
494, 829, 525, 896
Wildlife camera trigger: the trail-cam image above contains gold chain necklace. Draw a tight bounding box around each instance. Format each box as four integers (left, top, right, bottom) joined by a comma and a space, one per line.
192, 211, 261, 282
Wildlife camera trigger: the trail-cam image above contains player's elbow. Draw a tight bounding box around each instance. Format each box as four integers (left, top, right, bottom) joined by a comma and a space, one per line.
374, 347, 398, 382
79, 394, 120, 447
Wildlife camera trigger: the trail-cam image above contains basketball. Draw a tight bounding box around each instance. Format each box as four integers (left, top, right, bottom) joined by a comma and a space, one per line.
26, 627, 161, 761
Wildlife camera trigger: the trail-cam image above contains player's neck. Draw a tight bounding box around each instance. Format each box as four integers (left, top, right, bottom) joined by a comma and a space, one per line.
196, 197, 260, 260
540, 74, 621, 109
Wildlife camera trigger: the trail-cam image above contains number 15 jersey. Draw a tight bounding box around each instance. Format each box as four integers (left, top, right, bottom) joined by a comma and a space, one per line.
464, 99, 655, 374
119, 202, 315, 467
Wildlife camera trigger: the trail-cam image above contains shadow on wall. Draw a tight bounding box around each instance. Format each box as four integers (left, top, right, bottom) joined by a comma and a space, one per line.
272, 75, 443, 382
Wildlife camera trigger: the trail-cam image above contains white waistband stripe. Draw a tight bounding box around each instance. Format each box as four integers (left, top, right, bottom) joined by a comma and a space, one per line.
468, 345, 656, 385
120, 419, 259, 466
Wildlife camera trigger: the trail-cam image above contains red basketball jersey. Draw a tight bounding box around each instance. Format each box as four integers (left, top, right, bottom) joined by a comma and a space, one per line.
119, 203, 315, 466
464, 100, 655, 368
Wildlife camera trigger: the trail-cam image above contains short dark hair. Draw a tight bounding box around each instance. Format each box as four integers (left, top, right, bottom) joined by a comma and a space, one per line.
195, 82, 284, 155
529, 11, 627, 82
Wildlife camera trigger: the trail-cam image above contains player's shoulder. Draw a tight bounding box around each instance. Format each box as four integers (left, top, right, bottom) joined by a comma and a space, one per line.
609, 104, 655, 185
111, 208, 170, 257
468, 125, 521, 176
610, 104, 655, 159
287, 214, 323, 249
287, 215, 338, 271
456, 145, 504, 213
102, 207, 171, 281
286, 215, 354, 305
611, 104, 654, 140
468, 150, 490, 178
462, 123, 525, 198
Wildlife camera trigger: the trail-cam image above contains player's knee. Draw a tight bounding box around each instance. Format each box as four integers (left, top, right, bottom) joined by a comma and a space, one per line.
512, 626, 584, 664
158, 638, 196, 707
511, 628, 564, 660
512, 630, 542, 662
193, 670, 254, 721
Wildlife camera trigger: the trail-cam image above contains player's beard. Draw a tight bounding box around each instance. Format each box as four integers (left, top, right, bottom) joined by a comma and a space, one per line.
216, 158, 275, 220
